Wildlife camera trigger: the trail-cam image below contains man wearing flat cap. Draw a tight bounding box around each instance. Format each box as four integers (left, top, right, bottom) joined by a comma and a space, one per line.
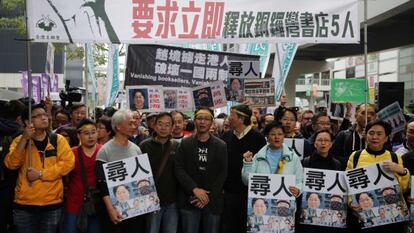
174, 107, 227, 233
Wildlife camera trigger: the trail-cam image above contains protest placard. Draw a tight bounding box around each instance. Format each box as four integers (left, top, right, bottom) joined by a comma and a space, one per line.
163, 87, 193, 111
330, 79, 366, 103
300, 168, 347, 228
126, 85, 164, 112
284, 139, 305, 160
103, 154, 160, 220
377, 102, 407, 134
192, 81, 227, 109
244, 78, 276, 107
247, 173, 296, 233
345, 162, 409, 229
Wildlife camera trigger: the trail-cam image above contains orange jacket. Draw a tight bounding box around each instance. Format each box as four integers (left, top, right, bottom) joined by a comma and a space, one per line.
5, 134, 75, 206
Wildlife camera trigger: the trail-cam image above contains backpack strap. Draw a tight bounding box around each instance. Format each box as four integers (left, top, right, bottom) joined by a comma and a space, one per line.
49, 133, 58, 150
352, 149, 363, 169
390, 151, 398, 164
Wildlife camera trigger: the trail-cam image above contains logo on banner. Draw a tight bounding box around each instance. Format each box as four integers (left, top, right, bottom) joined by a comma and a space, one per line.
36, 15, 56, 32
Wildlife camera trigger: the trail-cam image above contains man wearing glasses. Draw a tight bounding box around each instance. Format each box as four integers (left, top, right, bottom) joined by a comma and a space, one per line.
175, 107, 227, 233
139, 112, 179, 233
4, 103, 75, 233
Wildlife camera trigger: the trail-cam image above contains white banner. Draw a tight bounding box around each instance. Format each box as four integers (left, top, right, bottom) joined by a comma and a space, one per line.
345, 162, 409, 228
300, 168, 347, 228
28, 0, 359, 44
247, 173, 296, 233
102, 154, 160, 219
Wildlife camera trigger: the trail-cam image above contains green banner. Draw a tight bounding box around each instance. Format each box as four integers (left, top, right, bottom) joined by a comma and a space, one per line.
330, 79, 366, 103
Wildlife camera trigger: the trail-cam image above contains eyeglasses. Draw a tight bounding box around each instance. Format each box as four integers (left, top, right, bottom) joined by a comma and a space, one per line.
156, 122, 172, 128
32, 113, 48, 119
195, 117, 212, 122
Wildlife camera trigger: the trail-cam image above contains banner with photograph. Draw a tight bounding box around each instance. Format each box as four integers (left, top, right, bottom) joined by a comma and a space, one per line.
126, 85, 165, 112
247, 173, 296, 233
284, 138, 305, 160
163, 87, 193, 111
377, 101, 407, 134
244, 78, 276, 107
192, 81, 227, 109
103, 154, 160, 220
345, 162, 409, 229
125, 44, 259, 88
28, 0, 359, 44
300, 168, 347, 228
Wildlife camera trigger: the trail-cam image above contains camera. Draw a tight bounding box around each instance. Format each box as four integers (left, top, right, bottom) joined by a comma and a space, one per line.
59, 80, 83, 108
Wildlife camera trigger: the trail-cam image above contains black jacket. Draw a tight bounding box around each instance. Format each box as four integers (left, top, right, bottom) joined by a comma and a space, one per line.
139, 138, 178, 205
174, 134, 227, 214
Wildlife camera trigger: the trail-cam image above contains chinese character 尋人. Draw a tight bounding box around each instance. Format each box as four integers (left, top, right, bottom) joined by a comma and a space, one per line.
250, 175, 271, 196
244, 62, 258, 77
131, 157, 150, 178
229, 62, 243, 76
373, 163, 394, 185
305, 170, 326, 191
327, 173, 347, 192
106, 161, 128, 182
346, 167, 370, 189
273, 176, 293, 197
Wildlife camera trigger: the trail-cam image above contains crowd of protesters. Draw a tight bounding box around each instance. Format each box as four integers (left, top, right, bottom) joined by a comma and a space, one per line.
1, 97, 414, 233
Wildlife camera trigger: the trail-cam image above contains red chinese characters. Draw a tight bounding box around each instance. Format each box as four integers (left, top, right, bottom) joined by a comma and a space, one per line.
132, 0, 155, 38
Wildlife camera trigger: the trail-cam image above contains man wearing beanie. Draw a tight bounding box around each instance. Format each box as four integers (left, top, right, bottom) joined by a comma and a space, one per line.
221, 105, 266, 233
175, 107, 227, 233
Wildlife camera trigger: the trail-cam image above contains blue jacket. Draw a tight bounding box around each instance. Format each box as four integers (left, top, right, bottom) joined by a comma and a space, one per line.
241, 143, 304, 193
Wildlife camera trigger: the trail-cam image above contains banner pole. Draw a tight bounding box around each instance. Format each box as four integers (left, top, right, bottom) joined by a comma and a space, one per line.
84, 44, 90, 118
364, 0, 368, 127
24, 0, 33, 186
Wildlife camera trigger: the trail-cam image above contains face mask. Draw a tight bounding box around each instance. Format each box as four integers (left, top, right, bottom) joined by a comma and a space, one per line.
138, 186, 152, 196
277, 207, 289, 217
330, 201, 343, 211
384, 194, 399, 204
199, 97, 210, 107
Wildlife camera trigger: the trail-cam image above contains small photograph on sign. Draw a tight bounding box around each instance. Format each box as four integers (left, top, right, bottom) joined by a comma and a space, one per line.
300, 192, 347, 228
247, 198, 295, 233
227, 78, 244, 102
163, 89, 177, 109
350, 185, 408, 228
129, 88, 149, 111
193, 87, 214, 108
110, 177, 160, 219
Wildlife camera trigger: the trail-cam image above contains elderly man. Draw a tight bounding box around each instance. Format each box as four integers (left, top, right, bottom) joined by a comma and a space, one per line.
96, 109, 144, 233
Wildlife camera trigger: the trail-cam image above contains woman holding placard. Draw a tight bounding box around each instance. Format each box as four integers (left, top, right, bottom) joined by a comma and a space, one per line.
298, 130, 345, 233
346, 120, 409, 233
